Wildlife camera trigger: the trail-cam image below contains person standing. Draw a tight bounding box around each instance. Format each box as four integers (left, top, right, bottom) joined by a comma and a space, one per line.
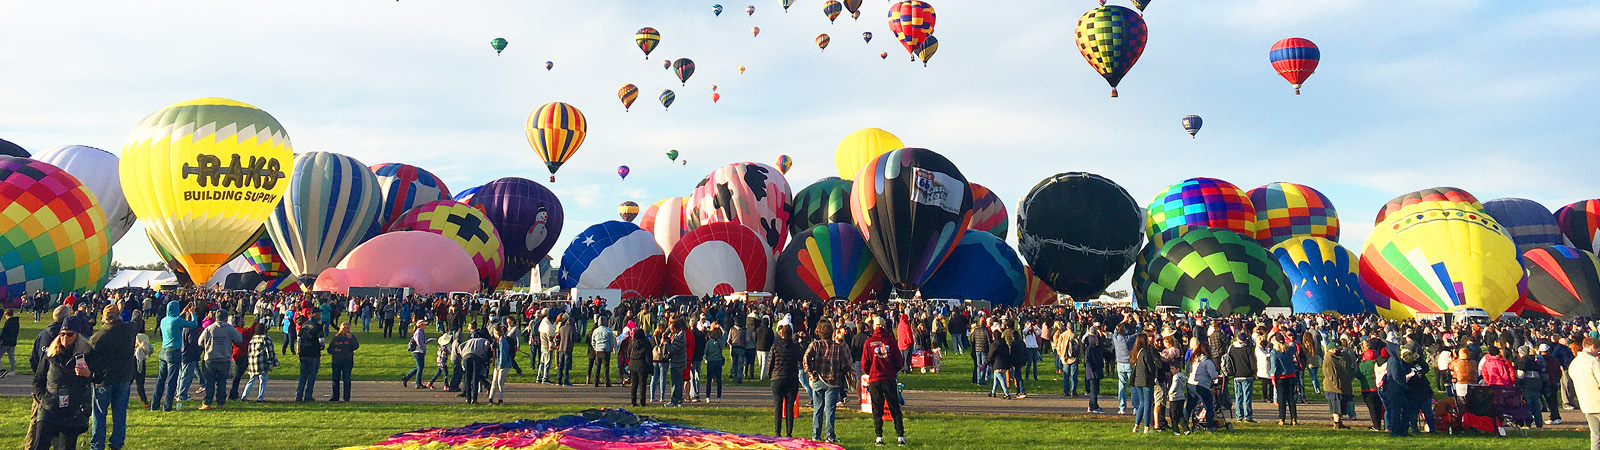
151, 301, 197, 412
227, 318, 258, 401
1322, 339, 1355, 430
1129, 334, 1157, 434
628, 327, 652, 406
803, 321, 848, 443
459, 326, 490, 404
489, 326, 513, 404
1225, 334, 1258, 423
240, 322, 276, 402
590, 320, 615, 387
668, 321, 689, 406
1566, 337, 1600, 449
767, 321, 802, 438
861, 316, 907, 446
557, 314, 578, 386
197, 312, 242, 410
729, 320, 747, 384
989, 332, 1014, 398
1083, 323, 1107, 414
327, 323, 359, 402
1, 309, 19, 376
1113, 321, 1140, 415
970, 318, 990, 385
295, 317, 324, 402
1054, 322, 1079, 397
88, 305, 137, 450
427, 328, 455, 389
755, 315, 774, 381
703, 325, 726, 401
1269, 338, 1300, 425
30, 316, 93, 450
402, 320, 428, 389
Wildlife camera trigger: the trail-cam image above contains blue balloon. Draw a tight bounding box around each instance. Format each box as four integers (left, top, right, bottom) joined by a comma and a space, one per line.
453, 185, 483, 203
1482, 198, 1563, 258
920, 230, 1026, 306
557, 221, 665, 299
1270, 237, 1372, 315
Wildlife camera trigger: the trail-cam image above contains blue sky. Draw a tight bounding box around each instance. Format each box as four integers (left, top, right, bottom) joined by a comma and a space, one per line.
2, 0, 1597, 290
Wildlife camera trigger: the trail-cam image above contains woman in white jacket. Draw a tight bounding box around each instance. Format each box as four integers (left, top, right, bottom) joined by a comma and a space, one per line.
1188, 340, 1219, 432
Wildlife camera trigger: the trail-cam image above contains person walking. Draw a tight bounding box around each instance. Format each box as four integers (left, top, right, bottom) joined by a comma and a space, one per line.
132, 329, 152, 408
1189, 340, 1220, 433
29, 315, 93, 450
294, 317, 324, 402
1269, 338, 1299, 425
804, 321, 849, 443
427, 328, 455, 389
628, 327, 652, 407
861, 316, 907, 446
988, 331, 1014, 398
88, 305, 137, 450
768, 321, 803, 437
197, 312, 242, 410
402, 320, 428, 389
1129, 334, 1157, 434
590, 320, 616, 387
327, 322, 359, 402
151, 301, 197, 412
1322, 339, 1355, 430
703, 325, 726, 401
240, 322, 277, 402
1566, 337, 1600, 449
489, 326, 514, 404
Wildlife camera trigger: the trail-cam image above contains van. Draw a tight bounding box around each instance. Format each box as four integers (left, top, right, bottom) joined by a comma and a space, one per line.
1451, 307, 1491, 325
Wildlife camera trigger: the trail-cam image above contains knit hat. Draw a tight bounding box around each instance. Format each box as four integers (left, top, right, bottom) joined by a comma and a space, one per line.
63, 315, 91, 336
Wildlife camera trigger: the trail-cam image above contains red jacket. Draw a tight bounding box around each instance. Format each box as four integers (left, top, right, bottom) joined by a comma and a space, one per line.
232, 319, 258, 361
861, 328, 903, 383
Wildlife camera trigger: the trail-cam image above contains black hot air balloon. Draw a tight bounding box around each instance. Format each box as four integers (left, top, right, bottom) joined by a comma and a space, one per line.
850, 148, 973, 297
1521, 245, 1600, 318
1017, 173, 1143, 300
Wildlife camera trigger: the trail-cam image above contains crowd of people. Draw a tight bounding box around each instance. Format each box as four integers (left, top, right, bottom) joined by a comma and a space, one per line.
10, 287, 1600, 449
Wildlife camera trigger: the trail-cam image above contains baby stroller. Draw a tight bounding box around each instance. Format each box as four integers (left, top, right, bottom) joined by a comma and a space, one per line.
1460, 385, 1537, 436
1192, 383, 1235, 432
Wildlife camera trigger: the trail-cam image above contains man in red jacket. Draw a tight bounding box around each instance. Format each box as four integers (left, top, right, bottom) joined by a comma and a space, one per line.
861, 316, 906, 446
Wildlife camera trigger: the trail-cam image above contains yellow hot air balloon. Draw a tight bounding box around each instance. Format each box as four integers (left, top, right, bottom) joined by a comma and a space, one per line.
119, 98, 294, 285
1359, 201, 1521, 319
833, 128, 904, 180
526, 102, 588, 183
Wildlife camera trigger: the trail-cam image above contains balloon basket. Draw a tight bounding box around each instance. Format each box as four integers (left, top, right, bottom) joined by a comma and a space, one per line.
549, 176, 556, 182
1110, 88, 1119, 98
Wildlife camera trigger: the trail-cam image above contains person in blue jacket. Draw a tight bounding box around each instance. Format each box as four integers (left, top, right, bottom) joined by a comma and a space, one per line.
150, 301, 197, 411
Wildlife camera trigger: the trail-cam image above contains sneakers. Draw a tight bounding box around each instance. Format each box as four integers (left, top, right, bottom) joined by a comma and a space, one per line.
1117, 408, 1127, 415
898, 437, 907, 446
198, 404, 212, 411
875, 437, 885, 446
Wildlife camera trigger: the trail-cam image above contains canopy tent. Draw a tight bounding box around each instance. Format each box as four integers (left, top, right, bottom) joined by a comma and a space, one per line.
104, 270, 179, 289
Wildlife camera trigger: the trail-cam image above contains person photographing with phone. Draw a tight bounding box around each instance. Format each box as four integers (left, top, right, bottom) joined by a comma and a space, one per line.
29, 315, 94, 450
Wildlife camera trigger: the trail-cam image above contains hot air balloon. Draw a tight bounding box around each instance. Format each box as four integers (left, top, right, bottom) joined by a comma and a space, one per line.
666, 222, 774, 296
369, 163, 451, 232
313, 231, 480, 295
1075, 5, 1147, 97
712, 93, 721, 103
844, 0, 862, 17
1557, 200, 1600, 254
1130, 0, 1151, 12
0, 138, 27, 157
1521, 245, 1600, 318
739, 65, 746, 74
453, 185, 482, 204
1021, 267, 1058, 306
0, 157, 112, 298
774, 155, 793, 174
1017, 173, 1143, 300
468, 177, 564, 291
1373, 187, 1481, 225
746, 5, 755, 15
751, 26, 761, 37
713, 4, 723, 16
1481, 198, 1563, 258
782, 0, 794, 12
775, 223, 889, 303
862, 32, 873, 44
120, 97, 294, 285
817, 34, 831, 51
673, 58, 695, 85
1270, 237, 1371, 315
1360, 201, 1521, 319
686, 162, 794, 253
1143, 227, 1290, 314
617, 165, 631, 180
880, 52, 888, 59
712, 85, 718, 91
618, 84, 639, 111
1131, 225, 1194, 307
559, 221, 667, 299
1247, 182, 1339, 249
641, 197, 688, 252
1270, 38, 1320, 95
545, 61, 554, 71
922, 230, 1027, 306
966, 183, 1007, 239
618, 201, 641, 222
834, 128, 904, 181
914, 35, 938, 66
1147, 177, 1258, 239
664, 60, 672, 70
266, 152, 383, 285
789, 177, 853, 237
635, 28, 661, 59
887, 1, 936, 60
526, 102, 588, 182
31, 145, 136, 245
665, 149, 680, 162
823, 0, 842, 23
1181, 115, 1202, 138
491, 37, 508, 55
385, 200, 506, 290
242, 233, 291, 282
851, 148, 973, 296
659, 90, 676, 110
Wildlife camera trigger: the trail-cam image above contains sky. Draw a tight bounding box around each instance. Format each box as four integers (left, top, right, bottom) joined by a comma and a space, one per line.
2, 0, 1598, 291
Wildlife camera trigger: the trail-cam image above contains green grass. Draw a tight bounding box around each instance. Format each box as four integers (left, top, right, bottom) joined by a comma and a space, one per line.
0, 397, 1583, 450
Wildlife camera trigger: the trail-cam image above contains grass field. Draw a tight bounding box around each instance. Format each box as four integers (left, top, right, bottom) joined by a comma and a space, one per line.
0, 397, 1584, 450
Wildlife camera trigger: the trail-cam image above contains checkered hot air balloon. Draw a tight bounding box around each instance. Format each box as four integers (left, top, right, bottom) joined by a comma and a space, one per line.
1246, 182, 1339, 249
0, 157, 111, 299
1146, 177, 1258, 240
1270, 38, 1320, 95
887, 1, 936, 61
525, 102, 588, 182
635, 28, 660, 59
1143, 227, 1290, 315
386, 200, 505, 290
1075, 5, 1147, 97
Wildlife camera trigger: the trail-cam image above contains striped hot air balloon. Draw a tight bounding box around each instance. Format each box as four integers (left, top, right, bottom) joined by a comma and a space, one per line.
618, 84, 639, 112
635, 27, 660, 59
525, 102, 588, 182
887, 1, 936, 61
618, 201, 640, 222
1558, 200, 1600, 254
816, 34, 831, 51
915, 35, 938, 66
823, 0, 842, 23
1270, 38, 1320, 95
774, 223, 890, 303
266, 152, 384, 285
659, 90, 676, 110
369, 163, 451, 232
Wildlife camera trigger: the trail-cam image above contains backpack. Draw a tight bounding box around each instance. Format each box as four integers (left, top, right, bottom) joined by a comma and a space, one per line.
652, 337, 668, 361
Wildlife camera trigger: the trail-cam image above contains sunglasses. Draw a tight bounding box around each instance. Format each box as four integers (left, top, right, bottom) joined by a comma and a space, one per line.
59, 331, 76, 337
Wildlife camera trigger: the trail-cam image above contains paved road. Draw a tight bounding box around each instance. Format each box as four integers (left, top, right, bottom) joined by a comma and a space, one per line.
0, 375, 1581, 432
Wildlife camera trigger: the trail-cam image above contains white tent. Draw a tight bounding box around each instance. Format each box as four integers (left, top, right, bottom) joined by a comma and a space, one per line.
203, 256, 257, 289
104, 270, 178, 289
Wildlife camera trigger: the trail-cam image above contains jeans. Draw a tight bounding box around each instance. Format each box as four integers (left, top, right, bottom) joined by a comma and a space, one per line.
671, 365, 685, 405
730, 348, 746, 383
556, 351, 573, 385
403, 352, 425, 383
974, 352, 989, 384
1116, 363, 1133, 410
152, 349, 182, 411
1306, 367, 1320, 394
1025, 348, 1040, 379
1013, 367, 1026, 395
296, 357, 319, 401
361, 316, 371, 333
651, 362, 668, 401
705, 359, 724, 399
178, 360, 200, 401
538, 350, 554, 382
203, 360, 230, 406
330, 360, 353, 401
0, 345, 15, 372
991, 369, 1010, 396
1380, 389, 1410, 436
951, 333, 965, 354
241, 373, 269, 401
757, 351, 769, 380
1062, 362, 1078, 395
592, 351, 612, 386
490, 367, 508, 402
230, 358, 247, 400
1087, 377, 1102, 410
810, 379, 841, 440
1232, 378, 1254, 419
1275, 377, 1298, 421
1194, 385, 1216, 430
1131, 386, 1153, 427
90, 382, 130, 450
